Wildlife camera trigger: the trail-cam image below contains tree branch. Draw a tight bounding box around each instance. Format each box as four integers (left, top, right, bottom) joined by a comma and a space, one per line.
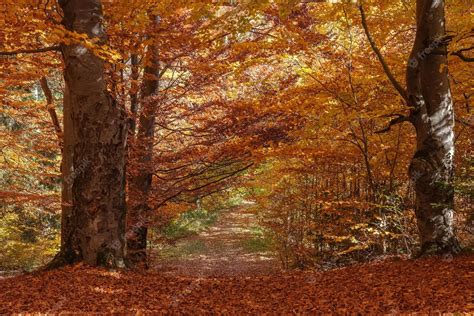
376, 114, 412, 134
0, 45, 60, 56
40, 77, 63, 145
455, 117, 474, 129
451, 51, 474, 62
358, 2, 408, 102
442, 36, 473, 62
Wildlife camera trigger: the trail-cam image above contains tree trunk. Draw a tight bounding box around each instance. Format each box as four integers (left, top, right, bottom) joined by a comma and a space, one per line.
407, 0, 460, 255
129, 54, 140, 136
126, 16, 160, 267
49, 0, 128, 268
59, 73, 75, 263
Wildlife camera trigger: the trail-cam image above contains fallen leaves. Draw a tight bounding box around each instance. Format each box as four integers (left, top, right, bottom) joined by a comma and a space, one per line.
0, 254, 472, 314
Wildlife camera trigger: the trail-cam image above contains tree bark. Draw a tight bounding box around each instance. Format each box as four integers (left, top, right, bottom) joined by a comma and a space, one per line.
407, 0, 460, 255
49, 0, 128, 268
126, 16, 160, 267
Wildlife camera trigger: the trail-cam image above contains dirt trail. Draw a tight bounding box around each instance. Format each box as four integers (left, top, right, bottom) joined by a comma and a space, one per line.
154, 207, 280, 277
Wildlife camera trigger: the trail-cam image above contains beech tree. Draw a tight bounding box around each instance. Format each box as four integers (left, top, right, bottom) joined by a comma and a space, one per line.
406, 0, 461, 254
50, 0, 128, 268
0, 0, 471, 272
360, 0, 462, 254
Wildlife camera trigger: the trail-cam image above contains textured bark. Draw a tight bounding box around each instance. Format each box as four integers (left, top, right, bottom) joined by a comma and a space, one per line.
49, 0, 128, 268
126, 16, 160, 267
407, 0, 460, 255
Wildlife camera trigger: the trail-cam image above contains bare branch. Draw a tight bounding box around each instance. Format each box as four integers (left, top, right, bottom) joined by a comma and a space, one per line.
39, 77, 63, 145
453, 45, 474, 53
451, 51, 474, 62
455, 117, 474, 129
376, 114, 412, 134
358, 2, 408, 102
0, 45, 60, 56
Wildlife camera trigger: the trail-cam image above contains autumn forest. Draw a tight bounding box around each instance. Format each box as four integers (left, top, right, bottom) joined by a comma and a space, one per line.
0, 0, 473, 313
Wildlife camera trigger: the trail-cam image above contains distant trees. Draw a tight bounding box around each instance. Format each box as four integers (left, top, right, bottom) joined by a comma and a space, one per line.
0, 0, 471, 271
249, 0, 472, 267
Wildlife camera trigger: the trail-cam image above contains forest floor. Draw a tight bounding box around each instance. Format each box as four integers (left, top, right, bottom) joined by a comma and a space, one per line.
154, 206, 280, 277
0, 207, 473, 314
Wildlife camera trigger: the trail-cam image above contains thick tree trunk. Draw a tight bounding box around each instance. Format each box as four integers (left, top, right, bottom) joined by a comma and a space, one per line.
49, 0, 128, 268
407, 0, 460, 255
126, 16, 160, 267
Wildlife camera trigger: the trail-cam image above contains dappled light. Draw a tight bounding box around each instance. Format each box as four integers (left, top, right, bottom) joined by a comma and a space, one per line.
0, 0, 472, 313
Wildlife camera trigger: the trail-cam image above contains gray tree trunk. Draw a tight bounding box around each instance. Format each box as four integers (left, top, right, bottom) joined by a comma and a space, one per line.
49, 0, 128, 268
406, 0, 461, 255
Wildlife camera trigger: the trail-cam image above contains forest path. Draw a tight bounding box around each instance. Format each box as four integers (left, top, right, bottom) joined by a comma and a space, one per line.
153, 206, 280, 277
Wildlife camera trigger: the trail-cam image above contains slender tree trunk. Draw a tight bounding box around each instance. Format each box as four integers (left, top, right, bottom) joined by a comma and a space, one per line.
126, 16, 160, 267
129, 54, 140, 136
38, 77, 75, 264
60, 75, 75, 261
407, 0, 460, 255
48, 0, 128, 268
